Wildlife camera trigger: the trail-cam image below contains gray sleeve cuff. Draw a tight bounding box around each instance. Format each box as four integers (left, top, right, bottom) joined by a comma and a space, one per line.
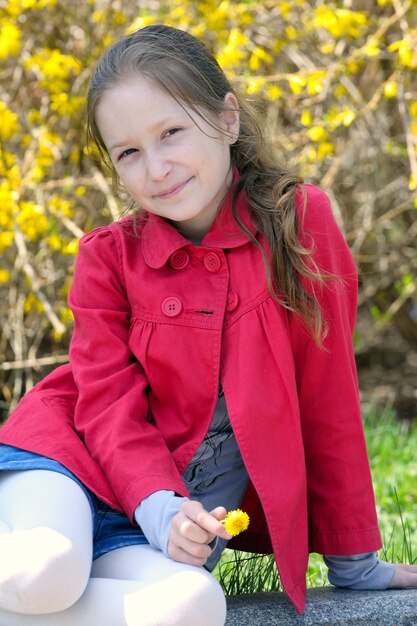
324, 552, 395, 590
134, 490, 188, 556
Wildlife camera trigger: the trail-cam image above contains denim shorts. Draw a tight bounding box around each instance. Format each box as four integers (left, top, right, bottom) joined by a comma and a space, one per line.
0, 443, 149, 560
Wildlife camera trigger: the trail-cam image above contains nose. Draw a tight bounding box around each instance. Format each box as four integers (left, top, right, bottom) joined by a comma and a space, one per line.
146, 149, 171, 181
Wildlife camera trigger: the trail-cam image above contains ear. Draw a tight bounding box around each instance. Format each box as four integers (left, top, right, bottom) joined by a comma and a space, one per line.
221, 92, 240, 144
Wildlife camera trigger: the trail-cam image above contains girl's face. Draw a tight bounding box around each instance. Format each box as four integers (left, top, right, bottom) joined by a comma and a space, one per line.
95, 75, 240, 239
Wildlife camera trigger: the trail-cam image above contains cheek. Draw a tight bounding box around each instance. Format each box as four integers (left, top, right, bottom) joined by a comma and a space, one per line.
192, 143, 230, 175
208, 143, 232, 173
118, 166, 145, 193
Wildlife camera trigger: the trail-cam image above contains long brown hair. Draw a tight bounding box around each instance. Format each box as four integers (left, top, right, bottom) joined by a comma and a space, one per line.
86, 24, 328, 343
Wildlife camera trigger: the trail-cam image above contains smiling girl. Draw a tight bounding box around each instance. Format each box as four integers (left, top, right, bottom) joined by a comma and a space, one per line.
97, 75, 237, 238
0, 24, 416, 626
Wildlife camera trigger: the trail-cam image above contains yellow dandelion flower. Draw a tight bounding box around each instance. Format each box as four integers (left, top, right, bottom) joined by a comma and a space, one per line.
221, 509, 250, 537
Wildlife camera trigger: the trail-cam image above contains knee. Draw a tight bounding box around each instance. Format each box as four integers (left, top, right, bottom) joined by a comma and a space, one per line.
0, 526, 90, 614
178, 569, 227, 626
125, 567, 226, 626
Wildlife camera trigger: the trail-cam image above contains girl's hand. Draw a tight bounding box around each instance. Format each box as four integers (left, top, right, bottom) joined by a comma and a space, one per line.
168, 500, 232, 567
388, 563, 417, 588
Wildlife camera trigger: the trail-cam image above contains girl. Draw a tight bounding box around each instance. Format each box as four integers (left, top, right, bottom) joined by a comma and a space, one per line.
0, 24, 416, 626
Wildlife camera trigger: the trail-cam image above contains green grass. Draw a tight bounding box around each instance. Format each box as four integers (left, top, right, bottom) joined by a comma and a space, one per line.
214, 406, 417, 594
365, 405, 417, 565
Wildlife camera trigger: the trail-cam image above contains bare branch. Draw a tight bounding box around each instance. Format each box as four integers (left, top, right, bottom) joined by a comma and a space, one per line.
1, 354, 69, 372
13, 229, 66, 335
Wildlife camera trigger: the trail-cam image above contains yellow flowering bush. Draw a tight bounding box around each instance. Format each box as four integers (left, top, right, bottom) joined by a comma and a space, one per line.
0, 0, 416, 419
0, 18, 21, 59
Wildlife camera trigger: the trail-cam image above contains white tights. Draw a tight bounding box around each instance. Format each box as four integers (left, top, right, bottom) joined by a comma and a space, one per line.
0, 470, 226, 626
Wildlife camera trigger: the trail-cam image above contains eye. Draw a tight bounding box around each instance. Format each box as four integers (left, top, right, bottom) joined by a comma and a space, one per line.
118, 148, 139, 160
163, 127, 182, 139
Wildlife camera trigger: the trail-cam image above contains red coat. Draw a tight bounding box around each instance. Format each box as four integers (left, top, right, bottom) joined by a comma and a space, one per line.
0, 183, 381, 613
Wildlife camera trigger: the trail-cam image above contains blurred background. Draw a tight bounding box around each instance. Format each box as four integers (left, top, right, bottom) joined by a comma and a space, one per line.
0, 0, 416, 423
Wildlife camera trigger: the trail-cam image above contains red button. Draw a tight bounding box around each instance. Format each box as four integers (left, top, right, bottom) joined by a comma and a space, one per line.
161, 297, 182, 317
226, 291, 239, 312
169, 250, 189, 270
204, 252, 221, 272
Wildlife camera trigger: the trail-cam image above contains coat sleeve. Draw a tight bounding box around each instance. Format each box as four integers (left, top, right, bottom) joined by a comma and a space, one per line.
289, 184, 382, 555
68, 227, 189, 519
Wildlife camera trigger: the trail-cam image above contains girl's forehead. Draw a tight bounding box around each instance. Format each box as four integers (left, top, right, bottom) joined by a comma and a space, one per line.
97, 77, 178, 116
96, 75, 214, 128
106, 73, 172, 99
98, 75, 196, 116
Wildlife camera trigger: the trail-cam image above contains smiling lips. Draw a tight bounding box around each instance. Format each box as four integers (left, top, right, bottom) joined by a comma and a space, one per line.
153, 177, 192, 199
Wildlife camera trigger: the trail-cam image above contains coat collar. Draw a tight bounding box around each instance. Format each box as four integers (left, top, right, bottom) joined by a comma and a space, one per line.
141, 170, 257, 269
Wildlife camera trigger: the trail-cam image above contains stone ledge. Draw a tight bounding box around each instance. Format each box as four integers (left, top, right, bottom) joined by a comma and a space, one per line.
225, 587, 417, 625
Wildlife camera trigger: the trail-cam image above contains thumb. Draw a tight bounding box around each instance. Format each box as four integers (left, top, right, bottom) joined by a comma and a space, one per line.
209, 506, 232, 539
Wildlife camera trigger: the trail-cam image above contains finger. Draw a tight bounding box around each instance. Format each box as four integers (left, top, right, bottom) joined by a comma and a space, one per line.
180, 501, 230, 541
209, 506, 233, 540
173, 510, 213, 544
394, 563, 417, 573
168, 543, 209, 567
171, 533, 213, 560
194, 507, 231, 540
388, 565, 417, 588
210, 506, 228, 521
